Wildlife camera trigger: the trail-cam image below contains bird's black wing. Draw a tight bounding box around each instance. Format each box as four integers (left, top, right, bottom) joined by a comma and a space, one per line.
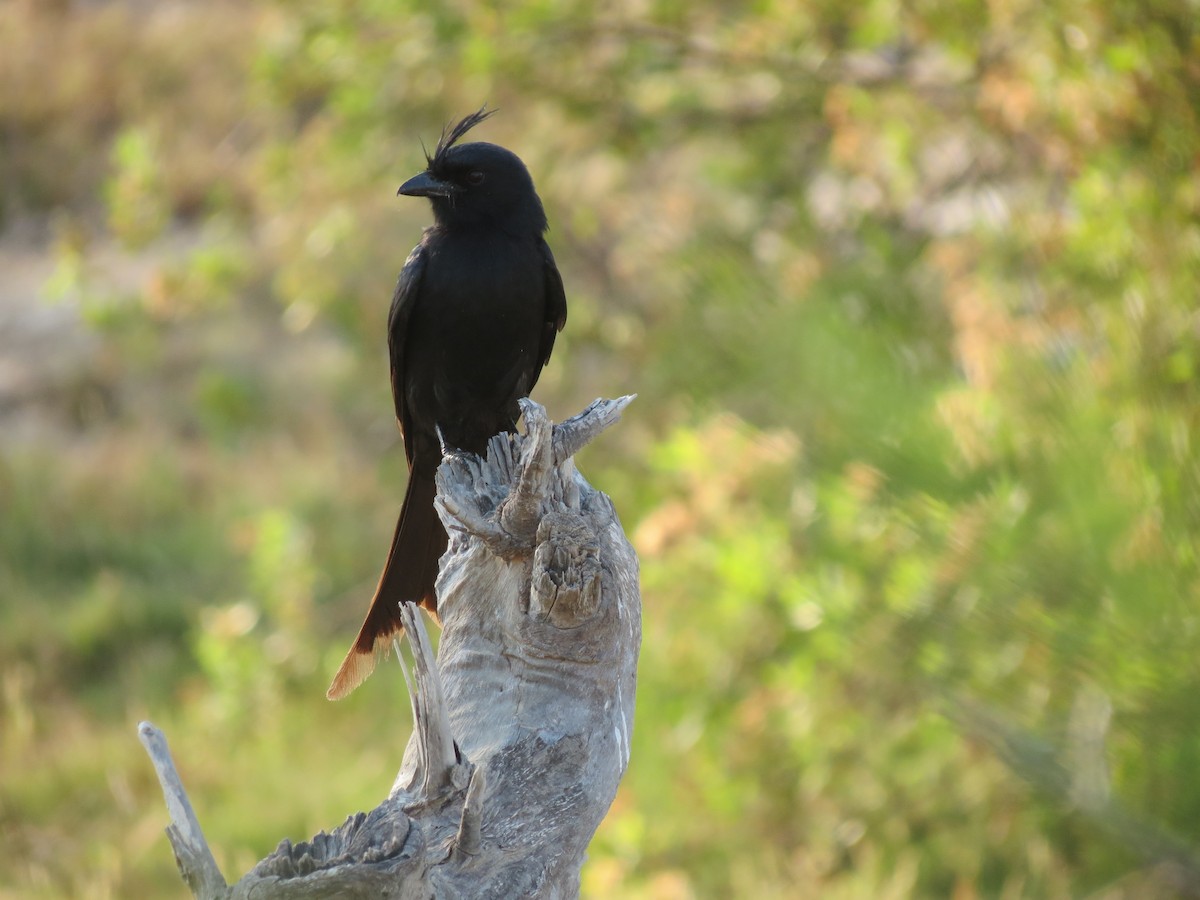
387, 239, 428, 466
534, 237, 568, 381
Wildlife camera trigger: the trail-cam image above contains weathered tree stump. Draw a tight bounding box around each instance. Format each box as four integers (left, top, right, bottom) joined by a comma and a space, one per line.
139, 397, 641, 899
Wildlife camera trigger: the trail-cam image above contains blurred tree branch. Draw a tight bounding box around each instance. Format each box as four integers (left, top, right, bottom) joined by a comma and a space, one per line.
950, 695, 1200, 898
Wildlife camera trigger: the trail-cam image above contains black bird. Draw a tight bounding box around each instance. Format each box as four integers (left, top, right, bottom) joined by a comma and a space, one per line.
328, 109, 567, 699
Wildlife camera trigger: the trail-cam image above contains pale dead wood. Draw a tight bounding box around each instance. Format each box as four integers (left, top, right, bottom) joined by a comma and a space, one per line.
139, 397, 641, 899
136, 723, 227, 898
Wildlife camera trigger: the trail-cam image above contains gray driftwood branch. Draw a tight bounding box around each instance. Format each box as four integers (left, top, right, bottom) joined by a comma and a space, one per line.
139, 397, 641, 899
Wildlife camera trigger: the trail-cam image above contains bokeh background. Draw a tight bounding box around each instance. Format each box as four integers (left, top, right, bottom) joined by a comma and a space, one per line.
2, 1, 1199, 897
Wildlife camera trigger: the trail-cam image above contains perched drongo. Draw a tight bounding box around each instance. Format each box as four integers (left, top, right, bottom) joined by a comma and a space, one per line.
328, 109, 567, 699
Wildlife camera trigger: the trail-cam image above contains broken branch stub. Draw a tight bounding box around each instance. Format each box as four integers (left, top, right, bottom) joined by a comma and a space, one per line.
140, 397, 641, 899
401, 395, 641, 897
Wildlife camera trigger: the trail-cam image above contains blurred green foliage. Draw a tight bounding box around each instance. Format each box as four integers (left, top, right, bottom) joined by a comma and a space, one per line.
2, 0, 1199, 897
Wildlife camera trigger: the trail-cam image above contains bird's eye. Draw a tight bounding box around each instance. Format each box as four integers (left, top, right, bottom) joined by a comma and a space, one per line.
466, 170, 485, 185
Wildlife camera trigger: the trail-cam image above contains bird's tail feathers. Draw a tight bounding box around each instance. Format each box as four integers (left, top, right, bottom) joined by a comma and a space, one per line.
326, 469, 443, 700
326, 635, 390, 701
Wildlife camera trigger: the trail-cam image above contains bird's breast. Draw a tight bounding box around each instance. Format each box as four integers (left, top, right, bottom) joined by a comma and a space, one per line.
402, 231, 548, 451
419, 233, 543, 346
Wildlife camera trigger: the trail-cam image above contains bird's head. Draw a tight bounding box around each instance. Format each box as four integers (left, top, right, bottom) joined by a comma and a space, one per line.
398, 108, 548, 235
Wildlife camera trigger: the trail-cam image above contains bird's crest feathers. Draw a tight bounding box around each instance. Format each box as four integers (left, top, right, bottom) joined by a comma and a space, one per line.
427, 107, 497, 170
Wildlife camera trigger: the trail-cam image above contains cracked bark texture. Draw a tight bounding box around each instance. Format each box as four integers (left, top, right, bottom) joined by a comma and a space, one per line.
139, 397, 641, 899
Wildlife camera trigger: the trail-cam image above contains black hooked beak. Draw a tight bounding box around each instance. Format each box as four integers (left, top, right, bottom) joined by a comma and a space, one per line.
397, 171, 457, 198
